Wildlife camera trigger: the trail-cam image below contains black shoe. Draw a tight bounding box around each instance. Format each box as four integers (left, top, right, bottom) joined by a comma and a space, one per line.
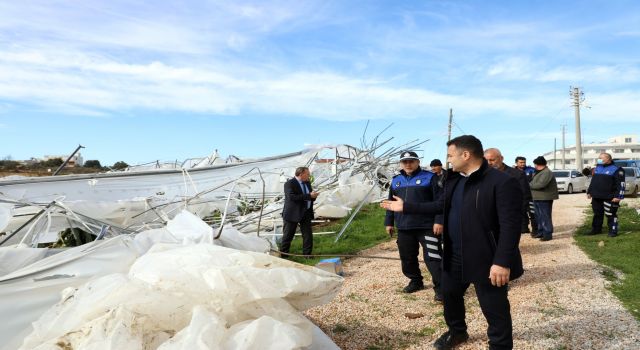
540, 236, 552, 241
608, 233, 618, 237
403, 281, 425, 293
434, 292, 444, 303
531, 233, 543, 239
433, 330, 469, 349
585, 230, 601, 235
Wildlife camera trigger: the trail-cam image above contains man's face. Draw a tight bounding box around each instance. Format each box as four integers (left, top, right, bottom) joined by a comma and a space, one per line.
298, 169, 310, 182
431, 165, 443, 174
598, 153, 611, 165
516, 159, 526, 169
400, 159, 420, 174
484, 151, 504, 169
447, 145, 468, 172
534, 164, 545, 171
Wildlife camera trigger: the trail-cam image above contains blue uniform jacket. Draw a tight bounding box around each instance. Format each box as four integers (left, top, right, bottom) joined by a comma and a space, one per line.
587, 164, 625, 200
384, 168, 443, 230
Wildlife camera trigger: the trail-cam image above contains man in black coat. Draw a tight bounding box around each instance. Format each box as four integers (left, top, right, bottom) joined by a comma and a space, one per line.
281, 166, 318, 257
485, 147, 533, 235
383, 135, 523, 349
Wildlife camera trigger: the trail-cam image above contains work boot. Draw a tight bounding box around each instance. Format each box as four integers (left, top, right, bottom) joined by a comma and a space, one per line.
434, 291, 444, 303
433, 330, 469, 349
402, 280, 425, 293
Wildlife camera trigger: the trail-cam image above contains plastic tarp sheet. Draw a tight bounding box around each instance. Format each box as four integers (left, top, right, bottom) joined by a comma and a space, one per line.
0, 244, 49, 277
1, 210, 340, 350
19, 244, 342, 350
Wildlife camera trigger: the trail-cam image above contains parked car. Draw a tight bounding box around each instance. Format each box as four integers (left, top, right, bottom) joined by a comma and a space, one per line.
622, 166, 640, 198
614, 159, 640, 168
552, 169, 590, 194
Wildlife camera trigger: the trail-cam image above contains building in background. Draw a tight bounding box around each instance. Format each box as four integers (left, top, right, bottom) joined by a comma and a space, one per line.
543, 135, 640, 170
40, 153, 84, 167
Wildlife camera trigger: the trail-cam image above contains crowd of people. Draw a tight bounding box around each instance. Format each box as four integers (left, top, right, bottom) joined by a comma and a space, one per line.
379, 136, 627, 349
277, 135, 628, 349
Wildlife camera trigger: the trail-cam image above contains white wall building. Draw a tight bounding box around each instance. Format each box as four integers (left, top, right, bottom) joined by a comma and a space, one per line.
41, 153, 84, 167
543, 135, 640, 170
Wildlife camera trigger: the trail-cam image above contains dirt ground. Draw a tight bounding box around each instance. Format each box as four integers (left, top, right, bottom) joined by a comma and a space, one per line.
306, 194, 640, 349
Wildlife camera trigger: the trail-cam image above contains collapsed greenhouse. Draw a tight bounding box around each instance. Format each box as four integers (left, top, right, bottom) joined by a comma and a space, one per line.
0, 140, 424, 349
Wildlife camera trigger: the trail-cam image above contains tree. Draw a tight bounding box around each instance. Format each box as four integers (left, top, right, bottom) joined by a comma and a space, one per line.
41, 158, 64, 168
112, 161, 129, 170
84, 160, 102, 168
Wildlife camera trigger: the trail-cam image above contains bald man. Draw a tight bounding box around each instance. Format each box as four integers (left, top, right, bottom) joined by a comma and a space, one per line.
484, 148, 533, 235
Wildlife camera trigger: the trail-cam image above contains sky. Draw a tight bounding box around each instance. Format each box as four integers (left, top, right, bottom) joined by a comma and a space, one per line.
1, 0, 640, 166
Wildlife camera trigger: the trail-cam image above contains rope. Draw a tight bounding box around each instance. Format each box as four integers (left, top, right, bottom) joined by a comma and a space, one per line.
271, 248, 426, 263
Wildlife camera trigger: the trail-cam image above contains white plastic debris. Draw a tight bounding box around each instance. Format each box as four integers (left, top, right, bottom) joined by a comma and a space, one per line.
19, 244, 342, 350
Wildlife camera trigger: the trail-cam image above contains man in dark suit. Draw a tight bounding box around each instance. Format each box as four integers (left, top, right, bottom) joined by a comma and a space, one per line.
281, 166, 319, 258
383, 135, 523, 349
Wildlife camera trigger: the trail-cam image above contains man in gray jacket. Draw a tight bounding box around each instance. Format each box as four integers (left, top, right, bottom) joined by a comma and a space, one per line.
529, 156, 559, 241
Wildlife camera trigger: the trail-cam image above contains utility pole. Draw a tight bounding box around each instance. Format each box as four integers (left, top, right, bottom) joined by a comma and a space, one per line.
570, 87, 584, 170
554, 138, 557, 170
446, 108, 453, 167
561, 124, 566, 169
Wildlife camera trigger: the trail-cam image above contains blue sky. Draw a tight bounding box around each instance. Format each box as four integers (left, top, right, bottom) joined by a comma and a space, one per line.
1, 0, 640, 166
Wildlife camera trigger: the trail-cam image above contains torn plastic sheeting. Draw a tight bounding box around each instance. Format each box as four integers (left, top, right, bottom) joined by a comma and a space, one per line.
0, 236, 142, 350
20, 244, 342, 350
0, 245, 48, 277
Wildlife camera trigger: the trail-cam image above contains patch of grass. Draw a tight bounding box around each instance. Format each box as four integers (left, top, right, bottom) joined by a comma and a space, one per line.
402, 294, 418, 301
574, 206, 640, 321
287, 203, 391, 264
346, 293, 369, 303
332, 323, 348, 334
416, 326, 436, 337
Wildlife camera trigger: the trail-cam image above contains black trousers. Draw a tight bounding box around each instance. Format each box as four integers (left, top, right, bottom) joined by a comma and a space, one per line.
281, 209, 313, 256
397, 229, 442, 292
443, 259, 513, 349
521, 200, 537, 233
591, 198, 620, 235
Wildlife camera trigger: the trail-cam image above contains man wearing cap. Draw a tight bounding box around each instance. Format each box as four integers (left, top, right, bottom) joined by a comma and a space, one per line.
586, 152, 625, 237
529, 156, 559, 241
382, 150, 444, 300
430, 158, 446, 188
515, 156, 538, 235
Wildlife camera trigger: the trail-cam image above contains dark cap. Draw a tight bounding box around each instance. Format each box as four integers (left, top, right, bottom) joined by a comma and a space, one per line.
430, 159, 443, 167
533, 156, 547, 166
399, 151, 419, 161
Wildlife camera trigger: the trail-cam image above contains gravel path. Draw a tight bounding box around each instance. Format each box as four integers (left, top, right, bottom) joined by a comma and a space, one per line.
305, 194, 640, 349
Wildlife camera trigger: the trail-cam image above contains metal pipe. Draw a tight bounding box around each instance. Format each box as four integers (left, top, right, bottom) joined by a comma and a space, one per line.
53, 144, 84, 176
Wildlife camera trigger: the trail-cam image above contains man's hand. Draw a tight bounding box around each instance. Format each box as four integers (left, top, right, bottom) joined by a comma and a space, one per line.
489, 265, 510, 287
381, 195, 404, 212
611, 197, 621, 203
385, 226, 395, 238
433, 223, 443, 235
310, 191, 319, 199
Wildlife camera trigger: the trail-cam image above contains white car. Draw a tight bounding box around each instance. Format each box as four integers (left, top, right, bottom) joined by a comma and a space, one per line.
552, 169, 589, 194
622, 167, 640, 198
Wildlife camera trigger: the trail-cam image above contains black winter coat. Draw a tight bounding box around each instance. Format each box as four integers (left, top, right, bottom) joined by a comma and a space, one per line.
403, 160, 524, 283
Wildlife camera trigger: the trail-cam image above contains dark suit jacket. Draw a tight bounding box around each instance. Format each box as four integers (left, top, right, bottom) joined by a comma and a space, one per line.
282, 177, 315, 223
403, 160, 524, 283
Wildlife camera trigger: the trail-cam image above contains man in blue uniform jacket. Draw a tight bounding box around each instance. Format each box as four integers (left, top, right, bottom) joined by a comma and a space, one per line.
383, 151, 444, 299
587, 153, 625, 237
383, 136, 523, 349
